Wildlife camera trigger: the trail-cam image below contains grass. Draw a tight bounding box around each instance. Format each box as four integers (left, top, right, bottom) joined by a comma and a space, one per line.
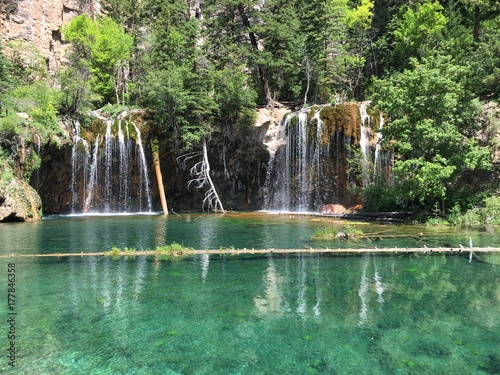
311, 224, 363, 239
104, 242, 193, 257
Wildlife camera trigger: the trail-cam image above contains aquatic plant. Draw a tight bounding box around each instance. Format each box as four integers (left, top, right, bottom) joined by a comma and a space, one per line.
311, 227, 339, 238
108, 246, 121, 256
311, 224, 363, 239
155, 242, 193, 255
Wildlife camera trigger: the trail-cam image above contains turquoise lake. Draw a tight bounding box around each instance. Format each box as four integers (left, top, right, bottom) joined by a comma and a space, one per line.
0, 213, 499, 374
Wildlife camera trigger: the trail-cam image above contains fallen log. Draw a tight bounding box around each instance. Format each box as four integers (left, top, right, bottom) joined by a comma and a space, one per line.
1, 247, 500, 258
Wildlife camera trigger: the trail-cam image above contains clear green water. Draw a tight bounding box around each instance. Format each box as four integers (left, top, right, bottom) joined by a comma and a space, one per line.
1, 213, 500, 374
1, 212, 500, 253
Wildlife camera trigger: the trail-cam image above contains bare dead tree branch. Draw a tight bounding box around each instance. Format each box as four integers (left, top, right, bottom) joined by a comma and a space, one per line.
177, 139, 225, 212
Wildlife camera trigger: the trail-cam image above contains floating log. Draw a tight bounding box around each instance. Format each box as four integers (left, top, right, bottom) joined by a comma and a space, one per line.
1, 247, 500, 258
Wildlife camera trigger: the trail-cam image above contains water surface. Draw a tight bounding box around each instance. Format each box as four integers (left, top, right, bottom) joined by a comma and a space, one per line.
1, 212, 499, 253
1, 213, 499, 374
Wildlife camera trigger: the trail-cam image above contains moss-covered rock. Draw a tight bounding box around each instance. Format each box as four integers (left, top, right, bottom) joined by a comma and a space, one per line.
0, 176, 42, 222
320, 103, 361, 139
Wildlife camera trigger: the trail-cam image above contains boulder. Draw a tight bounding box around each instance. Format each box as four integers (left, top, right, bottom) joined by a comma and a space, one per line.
0, 177, 42, 222
319, 204, 349, 215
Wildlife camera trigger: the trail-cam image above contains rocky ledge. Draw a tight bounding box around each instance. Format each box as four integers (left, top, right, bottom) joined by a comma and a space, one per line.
0, 177, 42, 222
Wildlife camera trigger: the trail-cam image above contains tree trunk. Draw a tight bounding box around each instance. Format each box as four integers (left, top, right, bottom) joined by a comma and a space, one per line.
238, 6, 273, 105
151, 140, 168, 216
202, 140, 224, 212
473, 4, 480, 43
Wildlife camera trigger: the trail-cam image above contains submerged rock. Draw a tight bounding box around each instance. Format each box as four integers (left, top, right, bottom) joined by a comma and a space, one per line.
0, 177, 42, 222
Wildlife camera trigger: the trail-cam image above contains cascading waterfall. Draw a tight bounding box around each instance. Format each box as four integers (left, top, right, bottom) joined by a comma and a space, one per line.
265, 110, 326, 211
118, 119, 129, 211
104, 120, 113, 212
373, 113, 385, 179
71, 120, 90, 213
133, 123, 152, 212
359, 102, 371, 186
264, 102, 389, 212
84, 135, 99, 212
70, 113, 153, 213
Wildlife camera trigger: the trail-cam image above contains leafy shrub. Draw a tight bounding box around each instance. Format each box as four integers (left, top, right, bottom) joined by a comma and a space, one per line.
312, 227, 339, 238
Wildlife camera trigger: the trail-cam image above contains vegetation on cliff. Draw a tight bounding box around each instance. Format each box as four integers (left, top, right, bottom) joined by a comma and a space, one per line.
1, 0, 499, 220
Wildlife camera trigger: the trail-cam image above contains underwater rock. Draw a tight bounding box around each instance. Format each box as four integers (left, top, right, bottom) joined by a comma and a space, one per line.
0, 177, 42, 222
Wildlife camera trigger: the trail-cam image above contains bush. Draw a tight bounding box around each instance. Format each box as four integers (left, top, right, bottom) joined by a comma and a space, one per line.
482, 196, 500, 224
362, 181, 401, 212
453, 196, 500, 226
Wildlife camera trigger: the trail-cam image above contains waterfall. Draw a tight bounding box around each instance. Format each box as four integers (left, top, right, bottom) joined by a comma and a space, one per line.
373, 113, 384, 180
104, 120, 113, 212
118, 120, 129, 211
84, 135, 99, 212
133, 123, 152, 212
70, 112, 154, 214
265, 110, 323, 212
71, 120, 90, 213
264, 103, 385, 212
359, 102, 371, 186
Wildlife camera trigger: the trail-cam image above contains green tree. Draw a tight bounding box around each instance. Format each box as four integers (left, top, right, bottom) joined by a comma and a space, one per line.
259, 0, 304, 102
99, 0, 147, 102
371, 54, 491, 211
343, 0, 375, 100
203, 0, 274, 105
62, 14, 133, 106
141, 0, 219, 147
391, 0, 448, 70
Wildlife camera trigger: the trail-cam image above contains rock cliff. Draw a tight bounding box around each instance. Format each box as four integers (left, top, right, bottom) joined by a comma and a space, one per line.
0, 0, 100, 74
0, 176, 42, 222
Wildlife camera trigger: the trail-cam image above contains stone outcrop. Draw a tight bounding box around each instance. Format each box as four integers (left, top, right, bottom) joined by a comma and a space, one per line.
0, 0, 100, 75
318, 204, 349, 215
0, 177, 42, 222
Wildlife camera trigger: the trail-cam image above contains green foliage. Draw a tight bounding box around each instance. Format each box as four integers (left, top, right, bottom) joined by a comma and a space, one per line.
362, 181, 402, 212
1, 165, 14, 183
442, 196, 500, 226
6, 40, 48, 85
391, 1, 448, 67
109, 246, 122, 256
312, 227, 339, 238
259, 0, 304, 101
0, 45, 13, 95
371, 54, 491, 210
155, 242, 193, 254
62, 14, 133, 106
311, 225, 363, 239
343, 224, 363, 237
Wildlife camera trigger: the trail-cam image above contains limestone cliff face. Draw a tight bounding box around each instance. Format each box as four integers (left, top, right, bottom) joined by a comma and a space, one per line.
0, 0, 100, 75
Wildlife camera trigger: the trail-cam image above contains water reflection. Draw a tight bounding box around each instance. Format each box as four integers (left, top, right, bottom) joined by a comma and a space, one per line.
358, 254, 370, 326
254, 255, 283, 316
134, 257, 147, 301
313, 254, 322, 317
8, 253, 500, 374
201, 254, 210, 283
296, 253, 307, 316
2, 212, 500, 255
358, 253, 389, 327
